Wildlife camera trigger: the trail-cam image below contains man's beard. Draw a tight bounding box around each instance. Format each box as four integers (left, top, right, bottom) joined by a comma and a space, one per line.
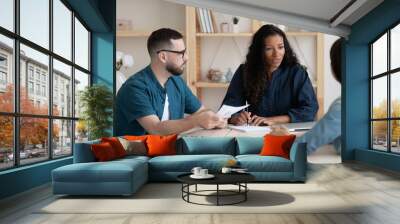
166, 62, 185, 76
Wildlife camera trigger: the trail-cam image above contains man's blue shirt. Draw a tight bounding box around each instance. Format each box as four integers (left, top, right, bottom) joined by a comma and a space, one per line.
115, 65, 201, 136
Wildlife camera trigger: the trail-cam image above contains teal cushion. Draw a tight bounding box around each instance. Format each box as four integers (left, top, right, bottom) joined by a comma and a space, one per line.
236, 137, 264, 155
178, 137, 236, 155
117, 155, 150, 163
236, 155, 293, 172
73, 139, 101, 163
53, 159, 147, 183
148, 154, 235, 172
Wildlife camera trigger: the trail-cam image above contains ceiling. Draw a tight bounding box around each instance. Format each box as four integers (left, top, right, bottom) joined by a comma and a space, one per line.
165, 0, 384, 37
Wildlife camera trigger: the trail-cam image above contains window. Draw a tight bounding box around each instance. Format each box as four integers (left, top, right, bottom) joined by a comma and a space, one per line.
0, 35, 14, 112
371, 23, 400, 154
35, 83, 40, 95
0, 71, 6, 84
53, 0, 72, 60
0, 0, 14, 32
28, 67, 34, 80
0, 54, 7, 86
20, 0, 49, 49
35, 70, 41, 81
0, 0, 91, 170
53, 59, 72, 117
42, 85, 46, 97
75, 18, 89, 70
28, 81, 34, 94
0, 54, 7, 67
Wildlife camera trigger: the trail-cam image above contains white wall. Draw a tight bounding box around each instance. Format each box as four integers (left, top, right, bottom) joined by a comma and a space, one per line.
116, 0, 185, 78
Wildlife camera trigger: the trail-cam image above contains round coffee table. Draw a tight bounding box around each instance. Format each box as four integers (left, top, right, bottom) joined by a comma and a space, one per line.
177, 173, 255, 206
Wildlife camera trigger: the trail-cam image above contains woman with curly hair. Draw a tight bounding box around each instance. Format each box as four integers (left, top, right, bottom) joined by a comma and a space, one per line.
222, 24, 319, 126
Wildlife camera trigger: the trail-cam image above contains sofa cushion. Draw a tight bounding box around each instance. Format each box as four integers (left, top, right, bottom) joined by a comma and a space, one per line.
236, 155, 293, 172
101, 137, 127, 158
115, 155, 150, 163
146, 134, 177, 157
178, 137, 236, 155
74, 140, 100, 163
148, 154, 235, 172
260, 134, 296, 159
52, 158, 148, 183
236, 137, 263, 155
91, 142, 118, 161
118, 137, 147, 156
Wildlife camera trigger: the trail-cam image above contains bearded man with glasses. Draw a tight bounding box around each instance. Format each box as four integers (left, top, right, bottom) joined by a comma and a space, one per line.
116, 28, 226, 136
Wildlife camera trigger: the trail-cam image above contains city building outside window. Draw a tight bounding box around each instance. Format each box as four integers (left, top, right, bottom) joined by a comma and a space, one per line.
0, 0, 91, 170
28, 81, 34, 94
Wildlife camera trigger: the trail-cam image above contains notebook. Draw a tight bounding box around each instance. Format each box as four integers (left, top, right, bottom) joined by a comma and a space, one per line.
228, 125, 271, 133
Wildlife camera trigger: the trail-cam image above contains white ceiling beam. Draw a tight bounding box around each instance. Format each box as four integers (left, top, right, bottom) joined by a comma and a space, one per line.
165, 0, 351, 37
330, 0, 368, 27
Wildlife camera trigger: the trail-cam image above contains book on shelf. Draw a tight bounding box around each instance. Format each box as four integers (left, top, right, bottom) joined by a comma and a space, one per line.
210, 11, 217, 32
205, 9, 214, 33
196, 8, 215, 33
196, 8, 206, 33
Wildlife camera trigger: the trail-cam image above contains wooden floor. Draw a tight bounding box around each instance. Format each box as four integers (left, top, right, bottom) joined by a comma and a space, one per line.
1, 161, 400, 224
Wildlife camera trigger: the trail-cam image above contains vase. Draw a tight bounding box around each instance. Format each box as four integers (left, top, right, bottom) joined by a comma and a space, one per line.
232, 24, 239, 33
116, 71, 127, 92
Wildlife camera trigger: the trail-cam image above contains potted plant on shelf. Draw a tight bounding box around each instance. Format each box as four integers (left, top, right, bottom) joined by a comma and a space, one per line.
232, 17, 240, 33
79, 84, 113, 140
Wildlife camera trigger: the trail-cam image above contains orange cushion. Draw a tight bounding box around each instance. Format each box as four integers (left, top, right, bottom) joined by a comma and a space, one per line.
101, 137, 126, 158
259, 134, 296, 159
146, 134, 178, 157
91, 142, 118, 161
124, 135, 148, 141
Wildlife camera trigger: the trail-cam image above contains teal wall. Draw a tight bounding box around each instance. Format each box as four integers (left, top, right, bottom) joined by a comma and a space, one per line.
344, 0, 400, 171
0, 158, 72, 199
0, 0, 116, 200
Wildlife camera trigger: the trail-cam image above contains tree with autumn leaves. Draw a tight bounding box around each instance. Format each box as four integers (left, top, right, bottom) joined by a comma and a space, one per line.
372, 99, 400, 142
0, 84, 59, 152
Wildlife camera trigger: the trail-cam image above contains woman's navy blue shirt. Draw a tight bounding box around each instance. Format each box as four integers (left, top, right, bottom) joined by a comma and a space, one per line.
222, 64, 319, 122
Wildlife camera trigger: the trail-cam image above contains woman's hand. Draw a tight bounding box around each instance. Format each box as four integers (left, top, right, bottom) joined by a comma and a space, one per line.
250, 115, 275, 126
229, 111, 251, 126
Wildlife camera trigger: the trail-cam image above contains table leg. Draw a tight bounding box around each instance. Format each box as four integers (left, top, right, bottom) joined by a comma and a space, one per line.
245, 183, 247, 201
217, 184, 219, 206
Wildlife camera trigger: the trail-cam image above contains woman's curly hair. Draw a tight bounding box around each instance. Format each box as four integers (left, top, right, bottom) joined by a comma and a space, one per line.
244, 24, 299, 105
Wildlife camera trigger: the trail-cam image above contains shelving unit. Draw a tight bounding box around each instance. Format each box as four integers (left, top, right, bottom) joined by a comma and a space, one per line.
185, 6, 324, 118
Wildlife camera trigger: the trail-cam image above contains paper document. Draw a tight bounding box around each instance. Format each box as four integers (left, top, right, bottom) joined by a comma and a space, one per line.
229, 125, 271, 133
217, 104, 249, 118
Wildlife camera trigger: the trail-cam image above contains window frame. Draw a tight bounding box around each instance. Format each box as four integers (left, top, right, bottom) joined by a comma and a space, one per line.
370, 20, 400, 154
0, 0, 92, 171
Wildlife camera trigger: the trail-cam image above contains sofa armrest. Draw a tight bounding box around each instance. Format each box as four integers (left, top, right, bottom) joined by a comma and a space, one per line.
73, 140, 100, 163
289, 142, 307, 181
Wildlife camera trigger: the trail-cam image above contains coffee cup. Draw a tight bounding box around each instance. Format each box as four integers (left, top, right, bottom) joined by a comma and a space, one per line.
191, 167, 202, 176
221, 167, 232, 173
199, 169, 208, 176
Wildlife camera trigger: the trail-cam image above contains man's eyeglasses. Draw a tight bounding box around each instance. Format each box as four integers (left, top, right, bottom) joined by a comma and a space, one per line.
156, 49, 186, 59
